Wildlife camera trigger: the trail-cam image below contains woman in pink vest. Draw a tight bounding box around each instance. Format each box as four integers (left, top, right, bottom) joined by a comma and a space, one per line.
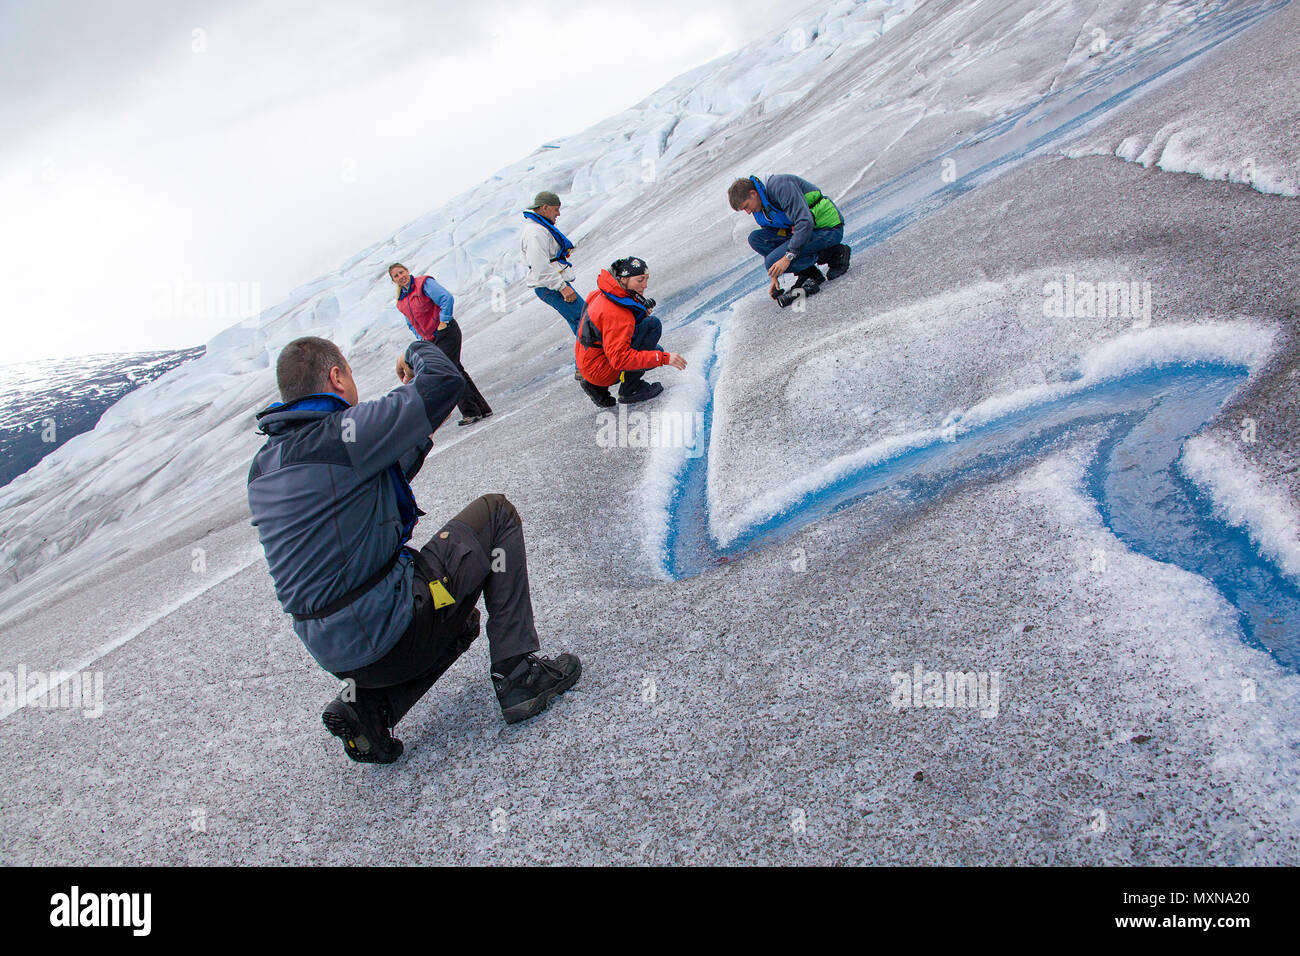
389, 263, 493, 426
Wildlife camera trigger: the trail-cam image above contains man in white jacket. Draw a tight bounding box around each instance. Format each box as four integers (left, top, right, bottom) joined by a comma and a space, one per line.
520, 190, 585, 337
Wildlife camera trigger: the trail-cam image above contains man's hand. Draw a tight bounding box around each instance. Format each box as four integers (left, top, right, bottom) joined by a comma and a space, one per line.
767, 253, 793, 282
666, 353, 687, 370
396, 355, 414, 384
560, 285, 578, 303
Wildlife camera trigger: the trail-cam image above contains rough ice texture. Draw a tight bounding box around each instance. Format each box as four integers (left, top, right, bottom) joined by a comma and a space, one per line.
1060, 0, 1300, 198
1054, 0, 1300, 528
711, 319, 1277, 547
1181, 434, 1300, 585
1, 0, 1298, 864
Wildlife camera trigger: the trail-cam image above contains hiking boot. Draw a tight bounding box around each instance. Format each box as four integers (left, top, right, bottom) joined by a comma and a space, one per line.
322, 696, 403, 764
492, 652, 582, 725
579, 379, 616, 407
618, 380, 664, 404
794, 266, 824, 292
820, 244, 851, 280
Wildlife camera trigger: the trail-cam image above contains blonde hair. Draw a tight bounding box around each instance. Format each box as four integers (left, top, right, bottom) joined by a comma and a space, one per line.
388, 262, 410, 302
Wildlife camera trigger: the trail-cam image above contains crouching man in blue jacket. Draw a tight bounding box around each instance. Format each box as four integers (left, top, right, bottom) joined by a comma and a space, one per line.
729, 174, 851, 306
248, 336, 581, 764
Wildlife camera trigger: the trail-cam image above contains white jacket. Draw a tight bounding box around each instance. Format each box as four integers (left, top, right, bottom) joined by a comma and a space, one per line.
520, 217, 576, 292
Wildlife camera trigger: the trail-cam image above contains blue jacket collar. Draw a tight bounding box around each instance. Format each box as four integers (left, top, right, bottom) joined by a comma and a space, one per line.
750, 176, 792, 230
523, 211, 574, 262
255, 392, 351, 434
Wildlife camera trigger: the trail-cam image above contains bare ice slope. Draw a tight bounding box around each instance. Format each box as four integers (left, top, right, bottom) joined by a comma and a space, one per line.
1, 0, 1297, 864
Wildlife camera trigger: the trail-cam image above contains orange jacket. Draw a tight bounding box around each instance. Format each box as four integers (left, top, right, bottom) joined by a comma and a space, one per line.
575, 270, 671, 388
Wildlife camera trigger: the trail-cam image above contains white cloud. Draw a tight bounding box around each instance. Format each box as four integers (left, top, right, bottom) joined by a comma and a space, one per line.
0, 0, 802, 362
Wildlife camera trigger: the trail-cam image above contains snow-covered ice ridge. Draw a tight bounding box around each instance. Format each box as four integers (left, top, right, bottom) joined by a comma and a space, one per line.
0, 348, 205, 489
1181, 435, 1300, 585
1059, 0, 1299, 196
1066, 133, 1299, 197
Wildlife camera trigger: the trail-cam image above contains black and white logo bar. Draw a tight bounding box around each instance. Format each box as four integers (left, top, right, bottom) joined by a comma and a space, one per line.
49, 886, 151, 936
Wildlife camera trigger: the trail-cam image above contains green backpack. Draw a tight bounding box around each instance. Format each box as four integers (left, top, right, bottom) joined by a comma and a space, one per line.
804, 190, 843, 229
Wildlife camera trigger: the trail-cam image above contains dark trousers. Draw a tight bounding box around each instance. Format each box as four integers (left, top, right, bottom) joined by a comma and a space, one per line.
333, 494, 541, 726
434, 320, 492, 418
618, 315, 665, 396
748, 224, 844, 274
534, 285, 584, 336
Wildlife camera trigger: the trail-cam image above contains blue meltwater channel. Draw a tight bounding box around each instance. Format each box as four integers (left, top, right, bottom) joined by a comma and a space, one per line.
664, 363, 1300, 673
653, 0, 1298, 668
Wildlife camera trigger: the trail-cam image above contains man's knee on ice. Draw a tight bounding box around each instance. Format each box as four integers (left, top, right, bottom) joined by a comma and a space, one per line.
480, 493, 521, 527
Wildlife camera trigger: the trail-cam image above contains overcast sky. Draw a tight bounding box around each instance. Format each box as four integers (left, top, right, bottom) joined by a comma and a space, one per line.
0, 0, 802, 364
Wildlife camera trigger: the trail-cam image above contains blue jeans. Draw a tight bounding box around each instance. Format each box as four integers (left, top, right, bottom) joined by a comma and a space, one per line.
534, 285, 584, 336
748, 224, 844, 274
616, 315, 665, 396
630, 315, 664, 352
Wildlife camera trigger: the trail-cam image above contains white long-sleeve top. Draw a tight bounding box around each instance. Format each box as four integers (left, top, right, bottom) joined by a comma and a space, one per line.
519, 217, 577, 292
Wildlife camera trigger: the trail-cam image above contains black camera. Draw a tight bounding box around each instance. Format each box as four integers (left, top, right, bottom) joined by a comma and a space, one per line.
771, 286, 803, 308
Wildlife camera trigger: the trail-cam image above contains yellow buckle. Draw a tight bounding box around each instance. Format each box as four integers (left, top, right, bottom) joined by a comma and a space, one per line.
429, 579, 456, 609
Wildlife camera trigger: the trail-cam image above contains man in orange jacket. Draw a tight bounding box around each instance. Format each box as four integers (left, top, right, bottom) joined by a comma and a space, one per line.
575, 257, 687, 406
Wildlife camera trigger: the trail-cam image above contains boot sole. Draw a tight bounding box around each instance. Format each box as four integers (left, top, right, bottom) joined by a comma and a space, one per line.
322, 702, 403, 764
501, 661, 582, 725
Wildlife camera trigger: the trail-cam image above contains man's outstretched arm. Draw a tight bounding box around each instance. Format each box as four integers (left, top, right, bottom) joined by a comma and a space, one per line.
342, 341, 465, 481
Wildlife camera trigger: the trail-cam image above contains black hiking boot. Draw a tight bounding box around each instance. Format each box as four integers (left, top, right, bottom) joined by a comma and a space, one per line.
618, 380, 664, 404
322, 695, 403, 764
457, 410, 492, 427
818, 244, 851, 280
492, 652, 582, 725
579, 379, 616, 407
826, 244, 847, 278
794, 266, 825, 291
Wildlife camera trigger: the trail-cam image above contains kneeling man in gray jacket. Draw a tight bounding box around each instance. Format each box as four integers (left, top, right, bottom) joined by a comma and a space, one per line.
248, 336, 581, 764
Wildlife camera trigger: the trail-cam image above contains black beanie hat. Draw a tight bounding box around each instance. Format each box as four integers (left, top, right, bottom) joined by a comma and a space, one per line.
610, 256, 648, 278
